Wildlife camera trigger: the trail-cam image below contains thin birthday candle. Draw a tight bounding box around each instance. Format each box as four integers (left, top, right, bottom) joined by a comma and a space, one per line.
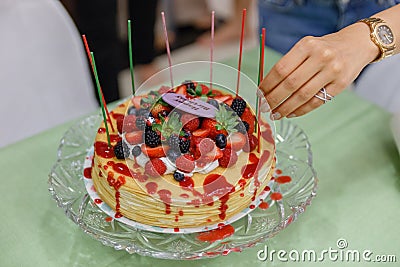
161, 12, 174, 88
82, 35, 115, 132
210, 11, 215, 90
91, 52, 111, 147
255, 28, 266, 132
236, 8, 247, 96
257, 28, 266, 153
128, 20, 136, 95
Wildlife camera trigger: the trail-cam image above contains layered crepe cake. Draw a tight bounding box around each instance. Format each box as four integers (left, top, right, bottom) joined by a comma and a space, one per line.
90, 81, 275, 229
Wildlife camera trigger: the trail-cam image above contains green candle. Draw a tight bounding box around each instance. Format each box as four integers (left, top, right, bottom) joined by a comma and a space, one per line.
91, 52, 111, 147
128, 20, 135, 95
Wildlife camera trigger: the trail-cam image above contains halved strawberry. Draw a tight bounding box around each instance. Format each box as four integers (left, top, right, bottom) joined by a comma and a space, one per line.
176, 154, 195, 173
125, 131, 143, 145
226, 132, 247, 151
144, 158, 167, 177
158, 85, 171, 94
132, 96, 142, 109
181, 114, 200, 131
240, 108, 255, 134
123, 115, 137, 132
218, 148, 238, 168
175, 85, 187, 96
150, 103, 171, 118
141, 144, 168, 158
201, 118, 227, 139
200, 84, 210, 95
214, 95, 233, 103
243, 133, 258, 152
197, 138, 215, 154
211, 89, 222, 96
192, 128, 211, 137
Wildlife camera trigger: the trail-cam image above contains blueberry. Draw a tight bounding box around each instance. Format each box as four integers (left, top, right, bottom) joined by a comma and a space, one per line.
127, 106, 137, 115
132, 145, 142, 157
207, 99, 219, 109
215, 133, 227, 149
173, 171, 185, 182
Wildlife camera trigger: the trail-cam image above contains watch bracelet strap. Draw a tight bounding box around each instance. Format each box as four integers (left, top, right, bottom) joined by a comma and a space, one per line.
359, 17, 395, 63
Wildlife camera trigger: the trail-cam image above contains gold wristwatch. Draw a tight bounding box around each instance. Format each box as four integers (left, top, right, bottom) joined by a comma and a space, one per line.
359, 17, 396, 63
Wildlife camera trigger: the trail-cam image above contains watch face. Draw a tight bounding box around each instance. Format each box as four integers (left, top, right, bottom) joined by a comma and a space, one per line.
376, 25, 394, 45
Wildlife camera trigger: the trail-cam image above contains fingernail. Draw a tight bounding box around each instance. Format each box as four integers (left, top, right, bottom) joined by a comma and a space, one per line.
287, 113, 296, 118
271, 112, 281, 120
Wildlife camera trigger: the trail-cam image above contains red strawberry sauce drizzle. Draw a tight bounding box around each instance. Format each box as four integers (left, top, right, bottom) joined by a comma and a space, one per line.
94, 141, 114, 158
106, 172, 126, 218
197, 224, 235, 243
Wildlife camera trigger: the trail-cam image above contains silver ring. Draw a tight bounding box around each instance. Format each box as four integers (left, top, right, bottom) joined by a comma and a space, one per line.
314, 88, 334, 103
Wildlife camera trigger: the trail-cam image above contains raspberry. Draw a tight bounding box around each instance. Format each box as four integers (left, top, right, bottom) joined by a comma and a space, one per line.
176, 154, 195, 173
144, 158, 166, 177
218, 148, 238, 168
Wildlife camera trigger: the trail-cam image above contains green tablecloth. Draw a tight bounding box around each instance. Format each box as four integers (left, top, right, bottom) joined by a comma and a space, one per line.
1, 48, 399, 267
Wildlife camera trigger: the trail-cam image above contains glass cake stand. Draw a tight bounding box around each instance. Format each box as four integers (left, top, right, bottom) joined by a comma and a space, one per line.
48, 114, 317, 260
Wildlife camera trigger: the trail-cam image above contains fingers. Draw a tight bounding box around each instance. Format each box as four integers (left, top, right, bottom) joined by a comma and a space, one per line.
265, 55, 325, 110
270, 69, 332, 118
287, 84, 336, 118
260, 36, 315, 94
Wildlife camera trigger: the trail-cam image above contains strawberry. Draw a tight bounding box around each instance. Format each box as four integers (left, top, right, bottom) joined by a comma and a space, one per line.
243, 133, 258, 152
132, 96, 142, 109
211, 89, 222, 96
197, 138, 215, 155
144, 158, 166, 177
197, 146, 223, 164
200, 84, 210, 95
192, 128, 211, 138
226, 132, 246, 151
201, 118, 227, 139
214, 95, 233, 103
158, 85, 171, 94
218, 148, 238, 168
125, 131, 143, 145
151, 103, 171, 118
176, 154, 195, 173
116, 116, 124, 133
224, 98, 233, 106
240, 108, 255, 134
123, 114, 137, 133
175, 84, 187, 96
141, 144, 168, 158
181, 114, 200, 131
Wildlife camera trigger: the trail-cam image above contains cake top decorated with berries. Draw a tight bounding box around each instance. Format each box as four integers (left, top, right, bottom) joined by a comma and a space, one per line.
90, 81, 275, 228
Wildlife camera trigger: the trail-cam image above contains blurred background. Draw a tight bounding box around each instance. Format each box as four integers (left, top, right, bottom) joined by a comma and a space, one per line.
61, 0, 258, 103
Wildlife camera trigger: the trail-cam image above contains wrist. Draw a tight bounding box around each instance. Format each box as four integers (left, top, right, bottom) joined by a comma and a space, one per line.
340, 22, 381, 65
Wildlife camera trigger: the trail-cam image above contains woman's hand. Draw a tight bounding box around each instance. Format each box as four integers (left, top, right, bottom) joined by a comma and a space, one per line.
260, 22, 380, 119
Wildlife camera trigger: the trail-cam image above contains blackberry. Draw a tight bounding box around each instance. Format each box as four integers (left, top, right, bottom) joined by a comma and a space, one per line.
127, 106, 137, 115
243, 121, 249, 132
113, 141, 129, 159
179, 138, 190, 153
167, 135, 180, 150
132, 145, 142, 157
235, 121, 249, 134
145, 130, 161, 148
145, 125, 153, 132
207, 99, 219, 109
215, 134, 227, 149
167, 149, 181, 163
231, 98, 247, 117
138, 108, 150, 118
135, 117, 146, 130
173, 171, 185, 182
